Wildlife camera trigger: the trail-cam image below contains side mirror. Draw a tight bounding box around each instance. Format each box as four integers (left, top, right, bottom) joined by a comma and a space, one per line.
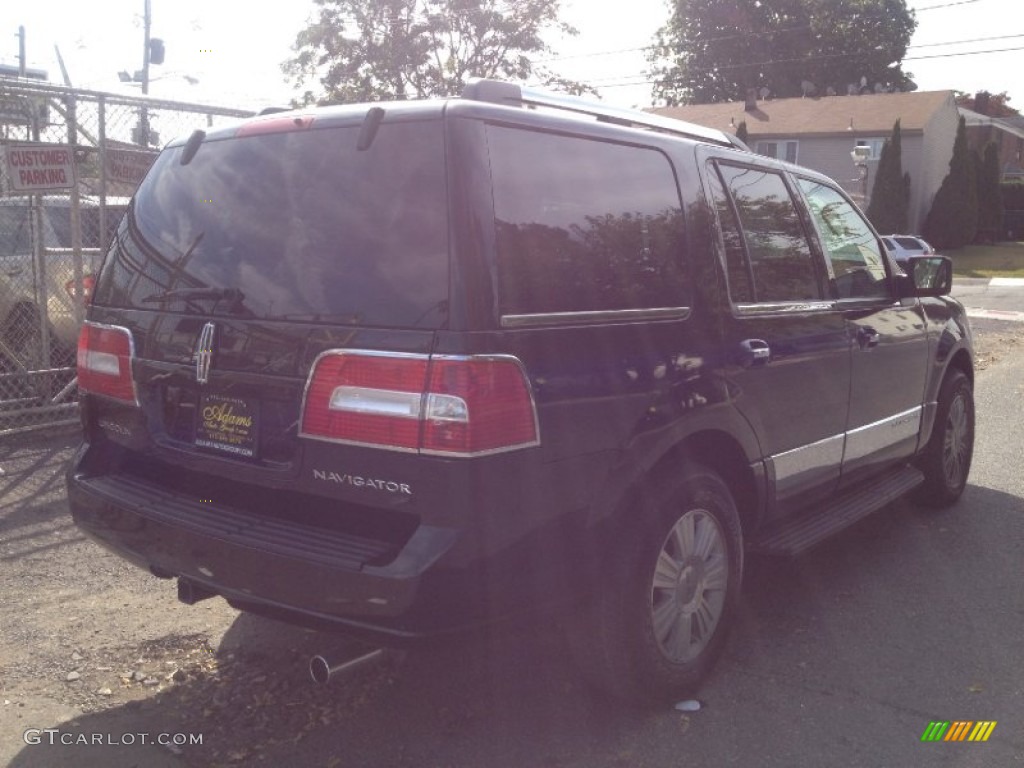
898, 255, 953, 298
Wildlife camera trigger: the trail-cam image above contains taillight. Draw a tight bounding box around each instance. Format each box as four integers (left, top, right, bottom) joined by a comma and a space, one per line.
77, 322, 137, 404
421, 357, 539, 455
65, 274, 96, 302
300, 351, 539, 456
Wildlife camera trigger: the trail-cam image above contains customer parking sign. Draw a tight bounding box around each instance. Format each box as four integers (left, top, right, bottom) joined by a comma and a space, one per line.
3, 143, 76, 193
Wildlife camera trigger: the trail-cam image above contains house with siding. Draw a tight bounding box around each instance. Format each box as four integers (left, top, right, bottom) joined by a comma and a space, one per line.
651, 91, 961, 233
960, 107, 1024, 180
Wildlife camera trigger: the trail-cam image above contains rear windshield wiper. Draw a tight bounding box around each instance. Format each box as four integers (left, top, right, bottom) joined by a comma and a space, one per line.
142, 287, 245, 304
141, 287, 247, 315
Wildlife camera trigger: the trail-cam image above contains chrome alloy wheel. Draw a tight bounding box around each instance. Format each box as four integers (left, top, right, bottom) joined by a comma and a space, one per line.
650, 508, 729, 663
942, 391, 971, 489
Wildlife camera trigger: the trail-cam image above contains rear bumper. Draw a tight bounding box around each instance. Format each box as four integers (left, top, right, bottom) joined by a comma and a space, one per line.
66, 457, 476, 639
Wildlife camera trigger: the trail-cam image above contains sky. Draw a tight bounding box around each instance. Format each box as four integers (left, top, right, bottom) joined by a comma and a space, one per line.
2, 0, 1022, 114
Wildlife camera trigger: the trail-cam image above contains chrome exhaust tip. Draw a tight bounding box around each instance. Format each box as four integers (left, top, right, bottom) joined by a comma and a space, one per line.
309, 648, 388, 685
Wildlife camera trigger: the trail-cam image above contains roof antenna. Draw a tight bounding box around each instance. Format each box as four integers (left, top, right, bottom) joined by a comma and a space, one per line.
357, 107, 386, 151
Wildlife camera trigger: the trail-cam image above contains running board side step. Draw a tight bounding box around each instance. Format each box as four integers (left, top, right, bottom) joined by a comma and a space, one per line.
749, 465, 924, 556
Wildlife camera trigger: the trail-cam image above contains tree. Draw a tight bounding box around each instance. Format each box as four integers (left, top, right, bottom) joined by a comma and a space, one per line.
866, 119, 910, 233
282, 0, 586, 104
954, 90, 1019, 117
735, 120, 749, 146
924, 117, 977, 249
975, 142, 1004, 242
649, 0, 917, 105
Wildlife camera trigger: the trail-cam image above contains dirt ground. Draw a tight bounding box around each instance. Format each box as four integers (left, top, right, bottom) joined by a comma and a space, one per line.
2, 321, 1022, 767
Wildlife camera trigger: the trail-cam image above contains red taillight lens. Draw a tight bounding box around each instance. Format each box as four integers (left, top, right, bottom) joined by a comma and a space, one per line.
235, 114, 315, 137
301, 353, 429, 451
422, 358, 538, 455
65, 274, 96, 302
77, 322, 137, 404
300, 352, 539, 456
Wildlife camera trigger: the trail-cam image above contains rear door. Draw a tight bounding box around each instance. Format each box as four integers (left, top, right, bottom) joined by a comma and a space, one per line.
701, 154, 851, 514
794, 176, 928, 481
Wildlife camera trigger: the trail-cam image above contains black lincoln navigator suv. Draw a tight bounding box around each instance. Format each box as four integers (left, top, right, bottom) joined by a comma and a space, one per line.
67, 79, 974, 703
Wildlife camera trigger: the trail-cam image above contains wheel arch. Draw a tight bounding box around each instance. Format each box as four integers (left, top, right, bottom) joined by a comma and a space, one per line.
589, 426, 766, 553
946, 347, 974, 387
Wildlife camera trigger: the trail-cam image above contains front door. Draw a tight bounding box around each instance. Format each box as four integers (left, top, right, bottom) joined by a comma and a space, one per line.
794, 177, 929, 482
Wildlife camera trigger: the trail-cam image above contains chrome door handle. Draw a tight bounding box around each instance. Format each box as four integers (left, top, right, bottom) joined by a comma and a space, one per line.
857, 327, 880, 349
739, 338, 771, 368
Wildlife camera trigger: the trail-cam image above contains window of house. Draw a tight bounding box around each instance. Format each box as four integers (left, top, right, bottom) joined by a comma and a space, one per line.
854, 138, 886, 160
712, 162, 823, 304
756, 140, 799, 164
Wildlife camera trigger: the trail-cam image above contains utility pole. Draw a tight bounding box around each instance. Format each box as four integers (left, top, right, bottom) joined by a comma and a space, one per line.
142, 0, 151, 96
18, 25, 26, 77
139, 0, 151, 145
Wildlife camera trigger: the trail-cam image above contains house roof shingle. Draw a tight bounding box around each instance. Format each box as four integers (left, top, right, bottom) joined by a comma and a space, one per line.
650, 90, 956, 138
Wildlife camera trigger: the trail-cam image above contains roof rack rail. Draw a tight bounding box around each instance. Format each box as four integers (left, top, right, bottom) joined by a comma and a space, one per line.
461, 78, 746, 150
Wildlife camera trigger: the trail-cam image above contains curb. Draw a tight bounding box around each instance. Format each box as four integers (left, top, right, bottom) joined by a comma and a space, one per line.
964, 307, 1024, 323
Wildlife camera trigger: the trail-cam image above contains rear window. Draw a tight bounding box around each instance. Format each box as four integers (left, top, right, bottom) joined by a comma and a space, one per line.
94, 119, 449, 329
894, 236, 924, 250
487, 126, 688, 317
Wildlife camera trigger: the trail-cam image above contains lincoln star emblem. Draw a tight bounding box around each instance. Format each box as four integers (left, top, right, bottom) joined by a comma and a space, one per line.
195, 322, 215, 384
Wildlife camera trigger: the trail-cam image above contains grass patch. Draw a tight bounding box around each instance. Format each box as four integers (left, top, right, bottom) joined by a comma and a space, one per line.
945, 241, 1024, 278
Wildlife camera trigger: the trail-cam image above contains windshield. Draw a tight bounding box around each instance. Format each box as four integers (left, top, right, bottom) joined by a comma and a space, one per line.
93, 119, 450, 328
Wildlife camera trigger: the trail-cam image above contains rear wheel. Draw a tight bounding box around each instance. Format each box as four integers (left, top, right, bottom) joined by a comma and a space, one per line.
568, 464, 743, 704
913, 370, 974, 507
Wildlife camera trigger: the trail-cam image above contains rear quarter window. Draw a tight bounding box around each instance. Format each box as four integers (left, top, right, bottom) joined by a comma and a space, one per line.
486, 126, 688, 317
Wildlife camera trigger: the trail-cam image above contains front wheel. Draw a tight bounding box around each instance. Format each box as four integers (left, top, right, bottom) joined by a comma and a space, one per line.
567, 464, 744, 704
913, 369, 974, 507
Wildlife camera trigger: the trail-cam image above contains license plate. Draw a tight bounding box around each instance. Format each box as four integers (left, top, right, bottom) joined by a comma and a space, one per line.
195, 394, 259, 458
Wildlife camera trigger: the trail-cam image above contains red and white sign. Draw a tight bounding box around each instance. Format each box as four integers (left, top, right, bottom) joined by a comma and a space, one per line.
104, 147, 157, 187
3, 143, 76, 192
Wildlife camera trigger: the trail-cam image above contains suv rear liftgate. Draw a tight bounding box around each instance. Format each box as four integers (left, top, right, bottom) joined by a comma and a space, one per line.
68, 80, 975, 704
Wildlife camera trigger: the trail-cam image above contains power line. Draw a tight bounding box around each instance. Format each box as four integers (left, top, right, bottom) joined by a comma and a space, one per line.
910, 32, 1024, 49
590, 40, 1024, 90
906, 44, 1024, 60
914, 0, 980, 10
543, 24, 1015, 67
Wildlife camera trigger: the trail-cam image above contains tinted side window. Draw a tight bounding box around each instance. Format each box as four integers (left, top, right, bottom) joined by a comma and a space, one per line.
797, 178, 889, 300
705, 163, 753, 303
715, 163, 822, 303
487, 126, 687, 316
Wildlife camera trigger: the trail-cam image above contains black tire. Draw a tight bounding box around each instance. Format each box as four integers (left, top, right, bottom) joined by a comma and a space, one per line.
567, 464, 744, 705
913, 369, 974, 508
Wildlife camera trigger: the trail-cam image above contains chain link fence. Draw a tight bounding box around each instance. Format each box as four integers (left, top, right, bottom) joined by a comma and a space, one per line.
1, 80, 252, 437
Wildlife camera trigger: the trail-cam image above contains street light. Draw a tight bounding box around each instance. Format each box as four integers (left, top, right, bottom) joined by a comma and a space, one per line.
851, 145, 871, 207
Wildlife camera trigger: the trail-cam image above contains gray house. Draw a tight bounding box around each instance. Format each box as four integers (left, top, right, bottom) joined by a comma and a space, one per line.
652, 90, 960, 233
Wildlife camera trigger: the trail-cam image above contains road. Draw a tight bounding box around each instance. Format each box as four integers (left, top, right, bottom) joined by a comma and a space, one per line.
1, 320, 1023, 768
953, 276, 1024, 324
